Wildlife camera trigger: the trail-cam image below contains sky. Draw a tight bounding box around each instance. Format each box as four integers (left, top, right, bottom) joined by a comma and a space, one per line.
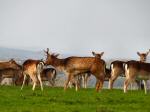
0, 0, 150, 60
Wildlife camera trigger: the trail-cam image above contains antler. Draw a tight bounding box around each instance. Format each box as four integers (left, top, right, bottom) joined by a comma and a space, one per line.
44, 48, 49, 54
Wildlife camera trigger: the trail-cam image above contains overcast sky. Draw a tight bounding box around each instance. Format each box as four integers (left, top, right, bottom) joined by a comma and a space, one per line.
0, 0, 150, 60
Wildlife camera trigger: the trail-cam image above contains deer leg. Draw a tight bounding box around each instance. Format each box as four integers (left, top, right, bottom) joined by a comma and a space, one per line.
75, 76, 80, 91
32, 82, 36, 91
85, 73, 90, 89
109, 73, 118, 89
95, 79, 100, 92
37, 72, 43, 91
48, 77, 55, 87
143, 80, 147, 94
21, 73, 27, 90
124, 78, 131, 93
64, 74, 72, 91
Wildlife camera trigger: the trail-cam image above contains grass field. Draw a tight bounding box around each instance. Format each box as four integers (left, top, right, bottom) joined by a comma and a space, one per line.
0, 86, 149, 112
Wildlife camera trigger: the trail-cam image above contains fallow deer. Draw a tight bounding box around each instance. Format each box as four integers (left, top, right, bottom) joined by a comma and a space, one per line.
44, 48, 106, 92
124, 60, 150, 94
109, 60, 125, 89
92, 52, 111, 81
136, 49, 150, 89
109, 49, 150, 89
0, 68, 22, 85
0, 59, 21, 70
77, 51, 105, 89
21, 59, 45, 91
41, 68, 57, 86
124, 49, 150, 94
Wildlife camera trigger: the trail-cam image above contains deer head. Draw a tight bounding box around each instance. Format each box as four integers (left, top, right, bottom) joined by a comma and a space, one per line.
92, 51, 104, 59
44, 48, 59, 65
137, 49, 150, 62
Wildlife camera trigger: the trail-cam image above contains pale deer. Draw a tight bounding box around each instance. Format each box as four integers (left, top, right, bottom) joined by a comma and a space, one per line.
21, 59, 44, 91
44, 48, 106, 92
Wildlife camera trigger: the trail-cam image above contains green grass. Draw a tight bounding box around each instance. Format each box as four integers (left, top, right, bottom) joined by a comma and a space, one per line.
0, 86, 149, 112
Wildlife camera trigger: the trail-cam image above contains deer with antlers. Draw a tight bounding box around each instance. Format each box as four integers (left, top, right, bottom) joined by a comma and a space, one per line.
44, 48, 106, 92
21, 59, 45, 91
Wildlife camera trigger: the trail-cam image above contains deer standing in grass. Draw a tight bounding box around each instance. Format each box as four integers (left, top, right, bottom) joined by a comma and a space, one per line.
41, 68, 57, 86
21, 59, 44, 91
109, 49, 150, 89
124, 49, 150, 94
74, 51, 105, 89
44, 48, 106, 92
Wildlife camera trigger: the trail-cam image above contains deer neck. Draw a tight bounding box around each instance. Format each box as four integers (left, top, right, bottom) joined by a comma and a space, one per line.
52, 58, 65, 72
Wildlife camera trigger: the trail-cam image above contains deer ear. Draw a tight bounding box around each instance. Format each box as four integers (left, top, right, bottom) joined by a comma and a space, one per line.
55, 54, 59, 57
137, 52, 141, 56
9, 59, 14, 63
101, 52, 104, 56
92, 51, 96, 56
146, 49, 150, 56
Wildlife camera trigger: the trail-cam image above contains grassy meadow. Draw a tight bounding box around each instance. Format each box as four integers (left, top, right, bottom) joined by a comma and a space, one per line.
0, 86, 149, 112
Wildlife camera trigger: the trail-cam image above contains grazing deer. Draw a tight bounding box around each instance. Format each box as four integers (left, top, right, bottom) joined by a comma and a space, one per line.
124, 60, 150, 94
44, 48, 106, 92
41, 68, 57, 86
21, 59, 44, 91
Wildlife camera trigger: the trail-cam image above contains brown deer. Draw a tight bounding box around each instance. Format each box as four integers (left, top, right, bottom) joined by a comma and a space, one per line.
0, 59, 21, 70
21, 59, 44, 91
108, 60, 125, 89
0, 68, 22, 85
109, 49, 150, 89
40, 68, 57, 86
136, 49, 150, 89
124, 60, 150, 94
137, 49, 150, 62
44, 48, 106, 92
78, 51, 105, 89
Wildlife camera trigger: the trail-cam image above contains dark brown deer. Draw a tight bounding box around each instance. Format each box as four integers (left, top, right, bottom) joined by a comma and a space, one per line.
40, 68, 57, 86
0, 68, 22, 85
21, 59, 44, 91
44, 48, 106, 92
0, 59, 21, 70
124, 60, 150, 94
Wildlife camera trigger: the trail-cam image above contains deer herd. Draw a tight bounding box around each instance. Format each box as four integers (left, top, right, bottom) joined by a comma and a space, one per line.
0, 48, 150, 94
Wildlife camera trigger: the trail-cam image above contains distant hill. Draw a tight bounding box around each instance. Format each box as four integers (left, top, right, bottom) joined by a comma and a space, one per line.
0, 47, 43, 60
